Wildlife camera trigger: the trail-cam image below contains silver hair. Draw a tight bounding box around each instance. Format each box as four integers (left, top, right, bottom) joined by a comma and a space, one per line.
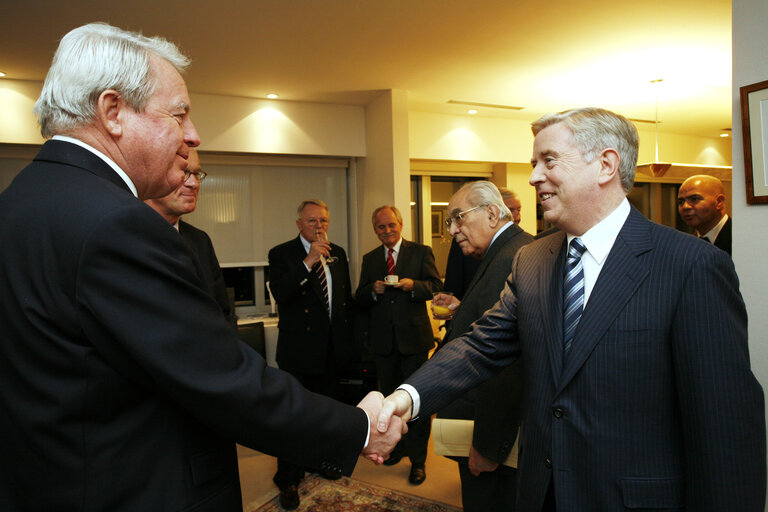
371, 205, 403, 226
34, 22, 190, 138
458, 181, 512, 221
531, 107, 638, 194
297, 199, 328, 219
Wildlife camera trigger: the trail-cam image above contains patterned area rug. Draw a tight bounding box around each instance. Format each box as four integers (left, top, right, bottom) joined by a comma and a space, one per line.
248, 474, 461, 512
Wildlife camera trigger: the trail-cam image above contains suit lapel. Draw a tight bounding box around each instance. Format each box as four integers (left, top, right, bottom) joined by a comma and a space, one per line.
462, 224, 520, 299
292, 236, 324, 302
539, 232, 568, 382
394, 240, 409, 276
556, 208, 653, 393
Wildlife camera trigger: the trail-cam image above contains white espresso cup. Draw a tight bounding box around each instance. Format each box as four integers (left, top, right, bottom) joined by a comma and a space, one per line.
384, 274, 399, 285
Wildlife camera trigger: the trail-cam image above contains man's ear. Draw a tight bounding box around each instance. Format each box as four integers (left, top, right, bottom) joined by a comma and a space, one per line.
95, 90, 123, 137
597, 148, 621, 186
487, 204, 500, 227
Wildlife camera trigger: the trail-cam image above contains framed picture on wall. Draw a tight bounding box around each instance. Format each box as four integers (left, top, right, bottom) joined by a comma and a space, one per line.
431, 211, 444, 237
740, 79, 768, 204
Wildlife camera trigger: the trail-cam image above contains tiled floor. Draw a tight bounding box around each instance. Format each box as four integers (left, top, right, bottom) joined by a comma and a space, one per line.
237, 431, 463, 510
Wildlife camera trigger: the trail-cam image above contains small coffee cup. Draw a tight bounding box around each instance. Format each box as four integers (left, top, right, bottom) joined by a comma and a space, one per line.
384, 274, 399, 285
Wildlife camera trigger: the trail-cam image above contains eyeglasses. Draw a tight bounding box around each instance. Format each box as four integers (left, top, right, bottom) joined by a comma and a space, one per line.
444, 205, 485, 229
182, 169, 208, 183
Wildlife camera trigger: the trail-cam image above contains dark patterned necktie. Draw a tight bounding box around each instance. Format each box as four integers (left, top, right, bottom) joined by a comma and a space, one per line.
386, 248, 396, 275
313, 261, 329, 311
563, 238, 587, 360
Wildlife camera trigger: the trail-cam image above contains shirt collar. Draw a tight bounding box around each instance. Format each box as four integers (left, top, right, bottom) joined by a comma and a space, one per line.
700, 214, 728, 241
385, 237, 403, 255
299, 234, 313, 253
489, 221, 513, 249
52, 135, 138, 197
567, 198, 630, 265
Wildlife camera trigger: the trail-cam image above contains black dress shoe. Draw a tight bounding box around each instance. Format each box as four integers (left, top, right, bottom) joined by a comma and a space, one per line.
319, 467, 342, 480
383, 452, 404, 466
409, 465, 426, 485
278, 484, 300, 510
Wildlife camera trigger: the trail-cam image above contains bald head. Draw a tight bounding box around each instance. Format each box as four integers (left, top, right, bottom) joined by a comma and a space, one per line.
677, 175, 726, 235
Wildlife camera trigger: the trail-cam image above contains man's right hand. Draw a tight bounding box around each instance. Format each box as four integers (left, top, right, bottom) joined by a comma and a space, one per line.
373, 280, 386, 294
358, 391, 405, 464
376, 389, 413, 434
304, 239, 331, 268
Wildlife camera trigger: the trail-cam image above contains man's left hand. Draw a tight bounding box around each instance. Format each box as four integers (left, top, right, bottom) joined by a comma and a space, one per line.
468, 445, 499, 476
393, 278, 414, 292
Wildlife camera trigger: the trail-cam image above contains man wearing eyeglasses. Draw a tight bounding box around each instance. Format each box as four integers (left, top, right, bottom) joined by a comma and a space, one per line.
267, 199, 355, 509
432, 181, 532, 512
146, 148, 236, 328
355, 205, 443, 485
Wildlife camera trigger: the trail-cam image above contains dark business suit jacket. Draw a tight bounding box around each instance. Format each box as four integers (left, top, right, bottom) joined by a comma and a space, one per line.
0, 141, 367, 512
355, 239, 442, 355
268, 236, 353, 374
178, 219, 237, 329
713, 215, 732, 255
407, 206, 766, 511
438, 223, 533, 464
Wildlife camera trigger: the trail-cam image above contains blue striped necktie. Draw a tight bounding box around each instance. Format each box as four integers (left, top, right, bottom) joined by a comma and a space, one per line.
563, 237, 587, 360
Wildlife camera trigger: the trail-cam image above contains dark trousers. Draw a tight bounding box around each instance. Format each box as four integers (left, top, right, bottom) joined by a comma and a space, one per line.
457, 459, 518, 512
542, 477, 557, 512
375, 349, 431, 466
273, 345, 338, 490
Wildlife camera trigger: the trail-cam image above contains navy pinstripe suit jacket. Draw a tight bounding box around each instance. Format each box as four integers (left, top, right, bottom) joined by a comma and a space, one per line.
407, 206, 766, 511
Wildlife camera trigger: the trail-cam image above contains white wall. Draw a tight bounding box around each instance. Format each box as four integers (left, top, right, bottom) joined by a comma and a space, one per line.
409, 109, 731, 167
0, 79, 367, 158
732, 1, 768, 505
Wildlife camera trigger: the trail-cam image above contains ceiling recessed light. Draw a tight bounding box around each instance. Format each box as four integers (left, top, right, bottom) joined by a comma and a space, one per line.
720, 133, 730, 138
467, 109, 478, 115
266, 93, 278, 99
0, 72, 6, 78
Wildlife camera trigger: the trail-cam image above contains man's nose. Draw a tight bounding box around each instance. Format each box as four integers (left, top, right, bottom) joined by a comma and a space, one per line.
529, 164, 544, 186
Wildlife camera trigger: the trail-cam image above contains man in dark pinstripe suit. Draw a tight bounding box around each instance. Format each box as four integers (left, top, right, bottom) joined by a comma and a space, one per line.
379, 107, 766, 511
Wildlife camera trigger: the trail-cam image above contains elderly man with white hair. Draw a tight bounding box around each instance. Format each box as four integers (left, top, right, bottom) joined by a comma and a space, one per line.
0, 22, 399, 512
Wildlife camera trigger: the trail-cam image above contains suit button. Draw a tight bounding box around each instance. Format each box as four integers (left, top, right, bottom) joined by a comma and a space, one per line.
553, 408, 563, 418
545, 458, 552, 468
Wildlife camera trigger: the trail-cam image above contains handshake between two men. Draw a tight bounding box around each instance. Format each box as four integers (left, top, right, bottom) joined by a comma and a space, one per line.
358, 390, 413, 464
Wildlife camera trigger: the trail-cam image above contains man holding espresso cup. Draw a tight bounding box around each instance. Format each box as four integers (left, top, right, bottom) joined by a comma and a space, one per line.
355, 205, 442, 485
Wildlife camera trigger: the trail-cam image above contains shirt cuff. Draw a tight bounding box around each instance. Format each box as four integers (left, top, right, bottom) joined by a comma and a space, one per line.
397, 384, 420, 419
361, 409, 371, 448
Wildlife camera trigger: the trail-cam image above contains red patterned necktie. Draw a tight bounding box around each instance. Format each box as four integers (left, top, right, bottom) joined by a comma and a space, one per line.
386, 248, 396, 275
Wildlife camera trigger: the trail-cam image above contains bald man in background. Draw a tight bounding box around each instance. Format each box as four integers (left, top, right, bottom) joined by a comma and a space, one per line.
677, 175, 731, 255
146, 148, 236, 328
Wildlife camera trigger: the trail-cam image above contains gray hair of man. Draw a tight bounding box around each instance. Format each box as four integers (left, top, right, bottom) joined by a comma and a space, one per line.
34, 22, 190, 138
531, 107, 639, 194
457, 181, 512, 221
297, 199, 329, 218
371, 205, 403, 226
